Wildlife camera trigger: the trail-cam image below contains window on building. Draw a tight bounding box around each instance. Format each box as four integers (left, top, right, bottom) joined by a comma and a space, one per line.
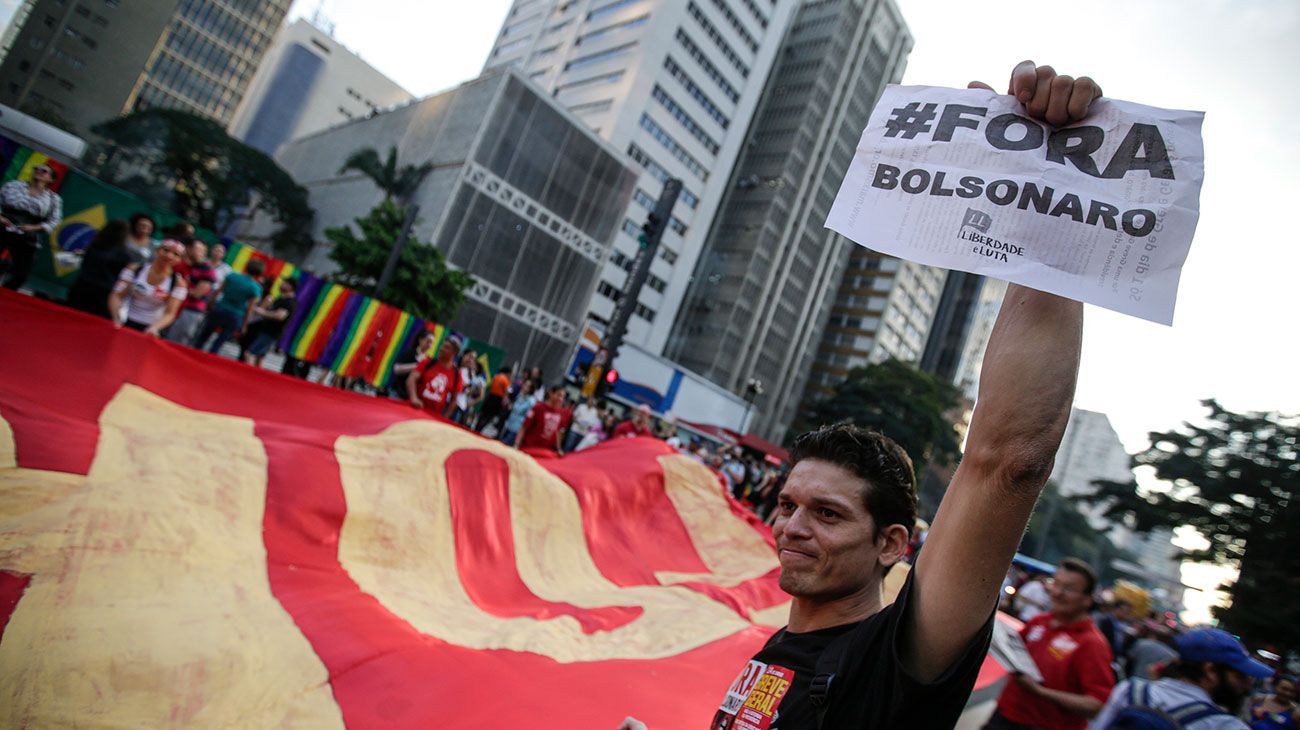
662, 56, 729, 128
587, 0, 643, 22
638, 114, 709, 180
651, 85, 719, 154
626, 143, 701, 208
685, 2, 749, 77
673, 29, 741, 102
576, 14, 649, 45
554, 69, 623, 93
568, 98, 613, 114
704, 0, 759, 52
563, 41, 637, 72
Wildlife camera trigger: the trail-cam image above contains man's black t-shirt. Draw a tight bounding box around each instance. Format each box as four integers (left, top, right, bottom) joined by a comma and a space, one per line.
709, 573, 994, 729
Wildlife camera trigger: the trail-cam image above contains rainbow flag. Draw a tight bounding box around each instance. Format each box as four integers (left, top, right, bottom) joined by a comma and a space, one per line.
329, 296, 385, 376
287, 283, 352, 362
225, 242, 297, 296
277, 272, 325, 353
365, 309, 423, 389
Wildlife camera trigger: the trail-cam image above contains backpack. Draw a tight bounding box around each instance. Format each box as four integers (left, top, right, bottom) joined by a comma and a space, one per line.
1102, 679, 1227, 729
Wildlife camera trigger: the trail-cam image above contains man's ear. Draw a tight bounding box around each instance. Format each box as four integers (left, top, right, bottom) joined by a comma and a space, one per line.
877, 524, 911, 568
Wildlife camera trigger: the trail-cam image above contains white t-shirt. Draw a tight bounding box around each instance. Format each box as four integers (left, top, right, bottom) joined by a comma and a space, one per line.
1017, 579, 1051, 622
455, 369, 485, 410
114, 266, 187, 326
1089, 678, 1247, 729
572, 403, 600, 434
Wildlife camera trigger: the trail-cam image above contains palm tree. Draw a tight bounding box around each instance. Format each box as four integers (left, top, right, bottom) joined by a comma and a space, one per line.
338, 146, 433, 204
336, 145, 436, 297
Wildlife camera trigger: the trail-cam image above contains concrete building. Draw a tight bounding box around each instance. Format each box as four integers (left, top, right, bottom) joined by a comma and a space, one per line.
0, 0, 289, 135
1051, 409, 1135, 502
227, 18, 413, 156
482, 0, 798, 354
664, 0, 912, 441
267, 70, 638, 377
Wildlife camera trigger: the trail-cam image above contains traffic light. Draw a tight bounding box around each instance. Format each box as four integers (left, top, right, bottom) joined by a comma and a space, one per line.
639, 213, 664, 247
605, 369, 619, 385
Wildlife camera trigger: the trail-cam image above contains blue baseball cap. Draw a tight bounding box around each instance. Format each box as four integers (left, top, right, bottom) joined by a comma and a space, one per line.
1175, 628, 1274, 679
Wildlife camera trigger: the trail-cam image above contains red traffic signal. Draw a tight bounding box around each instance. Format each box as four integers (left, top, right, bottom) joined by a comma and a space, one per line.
605, 369, 619, 384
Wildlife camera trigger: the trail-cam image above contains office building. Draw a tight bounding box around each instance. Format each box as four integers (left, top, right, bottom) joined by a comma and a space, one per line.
264, 70, 638, 377
0, 0, 289, 135
227, 17, 413, 155
664, 0, 912, 440
482, 0, 798, 354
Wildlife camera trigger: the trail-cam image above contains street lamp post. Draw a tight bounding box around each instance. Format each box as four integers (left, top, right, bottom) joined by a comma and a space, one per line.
741, 378, 764, 433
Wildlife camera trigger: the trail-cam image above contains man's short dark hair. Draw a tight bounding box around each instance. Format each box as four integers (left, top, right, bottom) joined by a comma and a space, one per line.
789, 423, 917, 538
1057, 557, 1098, 596
246, 259, 265, 277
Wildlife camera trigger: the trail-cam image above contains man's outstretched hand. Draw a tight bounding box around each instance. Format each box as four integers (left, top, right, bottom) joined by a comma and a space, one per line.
969, 59, 1103, 126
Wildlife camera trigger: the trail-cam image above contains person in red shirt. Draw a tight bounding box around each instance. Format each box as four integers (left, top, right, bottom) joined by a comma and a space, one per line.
985, 558, 1115, 730
612, 403, 655, 439
406, 337, 462, 419
516, 385, 571, 453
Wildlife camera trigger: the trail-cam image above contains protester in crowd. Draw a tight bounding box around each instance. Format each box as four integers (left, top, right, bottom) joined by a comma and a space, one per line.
500, 380, 538, 446
192, 258, 264, 354
165, 238, 215, 344
65, 220, 133, 318
575, 407, 611, 451
1249, 676, 1299, 730
987, 559, 1115, 730
451, 350, 486, 425
613, 404, 655, 438
476, 365, 512, 433
207, 242, 232, 289
1018, 572, 1053, 622
722, 448, 748, 500
516, 384, 572, 454
1123, 621, 1180, 680
0, 163, 63, 290
1097, 600, 1137, 664
1089, 628, 1274, 729
123, 213, 157, 265
387, 330, 436, 398
407, 336, 461, 419
241, 278, 296, 367
161, 220, 194, 244
565, 396, 600, 452
107, 239, 187, 335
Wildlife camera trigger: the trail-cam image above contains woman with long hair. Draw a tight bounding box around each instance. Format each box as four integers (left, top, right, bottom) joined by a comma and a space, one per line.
66, 220, 133, 318
0, 163, 63, 290
107, 239, 187, 336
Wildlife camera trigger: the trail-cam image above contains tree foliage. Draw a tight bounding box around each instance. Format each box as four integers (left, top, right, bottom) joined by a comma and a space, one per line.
339, 146, 432, 204
1023, 481, 1138, 586
795, 358, 963, 481
85, 109, 314, 252
1078, 399, 1299, 647
325, 200, 474, 322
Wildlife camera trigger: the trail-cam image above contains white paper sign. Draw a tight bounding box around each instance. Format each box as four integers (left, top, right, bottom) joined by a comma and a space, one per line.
826, 85, 1205, 325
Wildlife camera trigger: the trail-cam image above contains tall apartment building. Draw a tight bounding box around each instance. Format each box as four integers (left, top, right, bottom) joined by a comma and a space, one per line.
227, 17, 413, 156
664, 0, 912, 440
482, 0, 797, 354
0, 0, 289, 135
266, 70, 638, 378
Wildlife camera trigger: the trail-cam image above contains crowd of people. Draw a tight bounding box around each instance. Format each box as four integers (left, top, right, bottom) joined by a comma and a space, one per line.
986, 558, 1297, 730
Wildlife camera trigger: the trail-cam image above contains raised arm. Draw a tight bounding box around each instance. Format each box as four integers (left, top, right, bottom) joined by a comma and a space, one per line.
901, 61, 1096, 682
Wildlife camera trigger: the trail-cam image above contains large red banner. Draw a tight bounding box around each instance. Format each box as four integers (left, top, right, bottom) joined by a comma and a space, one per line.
0, 291, 795, 728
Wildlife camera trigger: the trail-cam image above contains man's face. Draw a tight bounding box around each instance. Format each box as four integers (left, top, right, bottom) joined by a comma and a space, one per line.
188, 242, 207, 264
1047, 568, 1092, 618
634, 410, 649, 426
1276, 679, 1297, 704
773, 459, 886, 601
1208, 665, 1254, 713
438, 342, 458, 363
210, 244, 225, 262
548, 389, 564, 406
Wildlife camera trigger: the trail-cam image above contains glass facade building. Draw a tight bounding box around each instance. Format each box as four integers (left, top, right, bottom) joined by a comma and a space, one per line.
0, 0, 288, 135
267, 71, 638, 377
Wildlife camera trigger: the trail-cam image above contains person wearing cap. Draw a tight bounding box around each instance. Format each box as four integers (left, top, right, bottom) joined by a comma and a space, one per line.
1089, 628, 1274, 729
407, 336, 462, 419
613, 404, 655, 439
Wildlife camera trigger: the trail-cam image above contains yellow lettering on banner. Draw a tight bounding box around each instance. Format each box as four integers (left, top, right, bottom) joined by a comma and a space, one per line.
336, 422, 755, 663
0, 387, 344, 728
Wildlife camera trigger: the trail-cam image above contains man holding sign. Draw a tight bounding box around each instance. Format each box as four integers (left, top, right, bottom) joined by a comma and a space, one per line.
616, 61, 1110, 730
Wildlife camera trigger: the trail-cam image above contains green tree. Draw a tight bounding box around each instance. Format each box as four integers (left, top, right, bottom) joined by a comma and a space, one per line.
1022, 481, 1139, 586
85, 109, 314, 254
1078, 400, 1299, 648
325, 200, 474, 322
795, 358, 963, 483
339, 146, 432, 204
